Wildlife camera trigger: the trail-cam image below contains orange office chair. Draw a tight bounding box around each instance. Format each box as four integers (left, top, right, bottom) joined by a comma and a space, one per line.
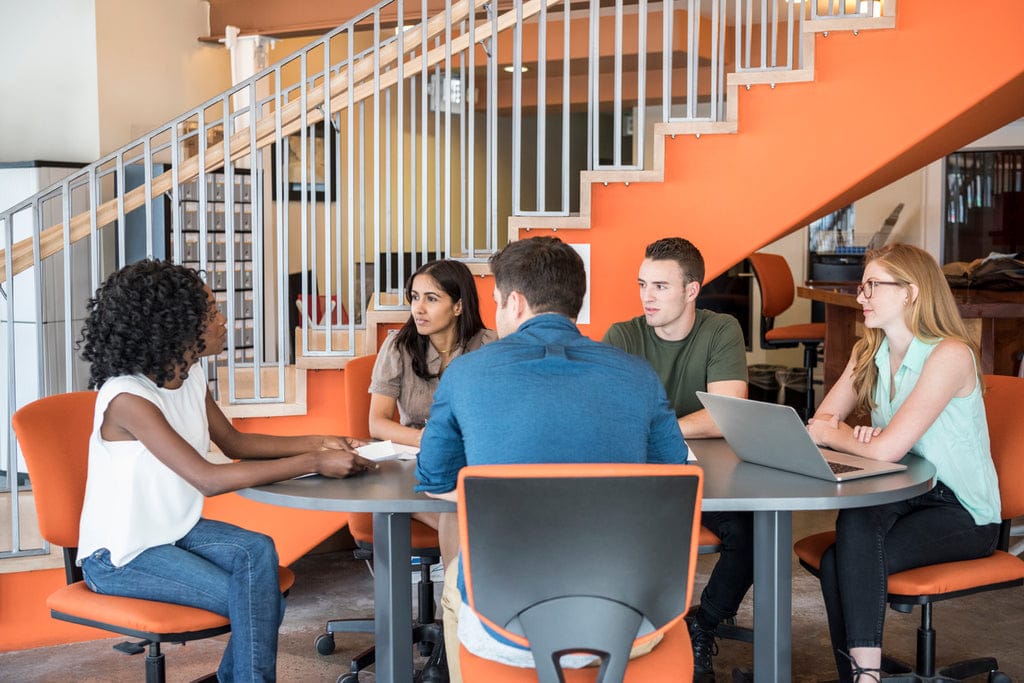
747, 252, 826, 421
456, 463, 704, 682
315, 353, 444, 683
12, 391, 295, 683
793, 374, 1024, 682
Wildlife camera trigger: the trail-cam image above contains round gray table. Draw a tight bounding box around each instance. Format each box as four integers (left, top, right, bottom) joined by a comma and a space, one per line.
687, 438, 936, 682
241, 442, 936, 683
240, 460, 452, 683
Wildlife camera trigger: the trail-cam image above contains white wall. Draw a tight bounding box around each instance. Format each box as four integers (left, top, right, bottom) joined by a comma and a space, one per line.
94, 0, 231, 156
0, 0, 100, 162
755, 117, 1024, 371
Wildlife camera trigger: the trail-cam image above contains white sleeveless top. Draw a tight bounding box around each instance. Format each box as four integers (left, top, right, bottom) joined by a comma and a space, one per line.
77, 369, 209, 567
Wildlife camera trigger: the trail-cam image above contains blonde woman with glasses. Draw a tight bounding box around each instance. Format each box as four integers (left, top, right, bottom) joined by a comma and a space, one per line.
805, 243, 1001, 683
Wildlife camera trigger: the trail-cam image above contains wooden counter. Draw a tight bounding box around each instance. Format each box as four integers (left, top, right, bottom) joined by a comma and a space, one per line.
798, 284, 1024, 392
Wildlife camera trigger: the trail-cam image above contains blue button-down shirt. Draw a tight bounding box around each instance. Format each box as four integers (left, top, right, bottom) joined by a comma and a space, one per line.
415, 314, 688, 493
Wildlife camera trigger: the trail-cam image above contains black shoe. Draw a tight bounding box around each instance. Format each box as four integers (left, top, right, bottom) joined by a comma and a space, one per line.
688, 618, 719, 681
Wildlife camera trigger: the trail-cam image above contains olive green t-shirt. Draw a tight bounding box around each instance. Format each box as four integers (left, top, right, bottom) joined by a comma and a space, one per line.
602, 310, 748, 418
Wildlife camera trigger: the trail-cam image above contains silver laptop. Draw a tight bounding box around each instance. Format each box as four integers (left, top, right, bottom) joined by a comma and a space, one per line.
696, 392, 907, 482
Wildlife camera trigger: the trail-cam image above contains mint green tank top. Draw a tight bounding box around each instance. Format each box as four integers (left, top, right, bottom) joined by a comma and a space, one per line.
871, 337, 1000, 525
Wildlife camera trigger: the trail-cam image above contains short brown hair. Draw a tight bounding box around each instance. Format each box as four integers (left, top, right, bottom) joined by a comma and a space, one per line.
645, 237, 704, 284
490, 237, 586, 318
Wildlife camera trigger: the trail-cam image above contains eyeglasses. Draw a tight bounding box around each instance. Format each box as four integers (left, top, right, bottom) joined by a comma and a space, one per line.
856, 280, 902, 299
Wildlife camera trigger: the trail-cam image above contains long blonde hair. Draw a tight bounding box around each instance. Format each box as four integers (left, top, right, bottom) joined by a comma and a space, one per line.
850, 243, 983, 412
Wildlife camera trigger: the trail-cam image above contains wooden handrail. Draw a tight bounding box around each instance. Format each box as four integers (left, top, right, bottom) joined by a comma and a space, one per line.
1, 0, 561, 281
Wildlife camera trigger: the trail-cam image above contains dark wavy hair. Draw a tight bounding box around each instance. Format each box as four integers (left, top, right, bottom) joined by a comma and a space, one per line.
393, 259, 485, 381
79, 260, 212, 389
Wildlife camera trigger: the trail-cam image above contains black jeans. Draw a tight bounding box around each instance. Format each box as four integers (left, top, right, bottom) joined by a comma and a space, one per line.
699, 510, 755, 624
817, 481, 999, 682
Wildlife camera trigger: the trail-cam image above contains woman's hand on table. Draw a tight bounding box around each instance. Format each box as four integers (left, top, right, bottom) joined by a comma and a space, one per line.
807, 414, 844, 448
851, 424, 882, 444
314, 449, 379, 478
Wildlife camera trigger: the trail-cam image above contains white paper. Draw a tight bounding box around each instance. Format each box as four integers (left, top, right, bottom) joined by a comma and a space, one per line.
357, 440, 420, 462
683, 440, 698, 462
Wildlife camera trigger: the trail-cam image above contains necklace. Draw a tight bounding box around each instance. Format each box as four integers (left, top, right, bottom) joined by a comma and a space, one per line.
435, 346, 453, 354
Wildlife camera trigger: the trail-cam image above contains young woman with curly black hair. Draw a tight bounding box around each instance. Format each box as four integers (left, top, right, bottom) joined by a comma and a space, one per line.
76, 259, 373, 683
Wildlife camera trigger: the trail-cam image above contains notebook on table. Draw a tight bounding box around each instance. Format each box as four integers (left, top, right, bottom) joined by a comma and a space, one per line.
696, 392, 907, 482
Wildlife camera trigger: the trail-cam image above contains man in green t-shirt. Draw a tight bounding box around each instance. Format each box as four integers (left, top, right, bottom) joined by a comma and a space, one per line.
603, 237, 752, 681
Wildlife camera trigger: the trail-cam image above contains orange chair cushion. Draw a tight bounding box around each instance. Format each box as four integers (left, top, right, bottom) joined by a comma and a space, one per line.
698, 526, 722, 552
764, 322, 826, 344
792, 530, 834, 571
48, 566, 295, 635
459, 610, 694, 682
794, 531, 1024, 597
348, 511, 441, 550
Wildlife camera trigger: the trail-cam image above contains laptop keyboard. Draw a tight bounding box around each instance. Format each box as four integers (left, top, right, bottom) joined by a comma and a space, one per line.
827, 461, 863, 475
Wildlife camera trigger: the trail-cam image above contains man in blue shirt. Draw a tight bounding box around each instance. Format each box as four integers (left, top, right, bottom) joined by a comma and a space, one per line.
415, 236, 687, 678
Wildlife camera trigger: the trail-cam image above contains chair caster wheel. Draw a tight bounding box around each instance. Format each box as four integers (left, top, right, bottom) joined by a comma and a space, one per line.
337, 673, 359, 683
315, 632, 336, 656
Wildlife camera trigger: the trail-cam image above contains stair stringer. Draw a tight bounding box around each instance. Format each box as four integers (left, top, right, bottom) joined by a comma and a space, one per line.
506, 7, 840, 239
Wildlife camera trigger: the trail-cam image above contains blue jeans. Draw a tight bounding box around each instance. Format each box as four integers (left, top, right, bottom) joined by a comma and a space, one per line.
817, 482, 999, 682
699, 510, 755, 624
81, 518, 285, 683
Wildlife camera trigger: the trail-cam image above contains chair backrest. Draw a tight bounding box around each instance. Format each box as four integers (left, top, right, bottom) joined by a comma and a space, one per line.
344, 353, 378, 545
457, 463, 703, 682
343, 354, 377, 440
748, 252, 797, 320
982, 374, 1024, 522
12, 391, 97, 550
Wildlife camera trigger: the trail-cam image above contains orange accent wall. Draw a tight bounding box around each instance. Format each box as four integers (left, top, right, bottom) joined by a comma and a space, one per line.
234, 368, 347, 434
518, 0, 1024, 341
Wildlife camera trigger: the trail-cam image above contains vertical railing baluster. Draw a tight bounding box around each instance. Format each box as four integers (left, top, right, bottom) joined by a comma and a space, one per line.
561, 0, 571, 214
537, 0, 548, 209
636, 0, 648, 168
512, 0, 523, 210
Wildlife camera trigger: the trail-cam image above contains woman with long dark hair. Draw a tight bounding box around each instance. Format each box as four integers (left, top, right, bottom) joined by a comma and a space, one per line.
368, 259, 495, 446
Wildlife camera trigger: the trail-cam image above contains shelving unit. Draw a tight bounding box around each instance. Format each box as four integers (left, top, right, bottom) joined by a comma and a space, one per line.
943, 149, 1024, 263
174, 170, 255, 389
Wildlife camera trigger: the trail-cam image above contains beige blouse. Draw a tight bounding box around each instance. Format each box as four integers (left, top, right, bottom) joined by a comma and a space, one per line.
369, 327, 497, 428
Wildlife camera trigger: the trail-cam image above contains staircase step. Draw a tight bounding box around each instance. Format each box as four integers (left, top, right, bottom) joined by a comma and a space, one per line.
216, 365, 307, 418
295, 328, 370, 369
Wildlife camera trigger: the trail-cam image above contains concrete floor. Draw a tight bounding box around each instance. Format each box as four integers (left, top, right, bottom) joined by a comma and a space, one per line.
1, 510, 1021, 682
